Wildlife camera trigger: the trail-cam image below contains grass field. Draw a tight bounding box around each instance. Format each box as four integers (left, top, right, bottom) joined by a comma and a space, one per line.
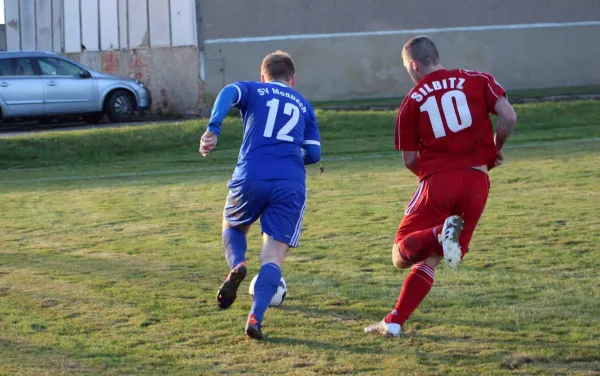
1, 101, 600, 375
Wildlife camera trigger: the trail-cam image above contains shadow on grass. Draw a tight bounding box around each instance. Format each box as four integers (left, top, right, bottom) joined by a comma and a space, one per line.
278, 302, 600, 353
266, 336, 393, 355
278, 303, 380, 323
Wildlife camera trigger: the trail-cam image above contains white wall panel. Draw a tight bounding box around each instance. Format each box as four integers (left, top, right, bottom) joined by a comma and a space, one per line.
3, 0, 196, 53
63, 0, 81, 52
100, 0, 119, 50
5, 0, 21, 50
128, 0, 149, 48
52, 0, 63, 52
19, 0, 36, 50
171, 0, 197, 46
81, 0, 99, 51
148, 0, 170, 47
118, 0, 129, 49
36, 0, 53, 51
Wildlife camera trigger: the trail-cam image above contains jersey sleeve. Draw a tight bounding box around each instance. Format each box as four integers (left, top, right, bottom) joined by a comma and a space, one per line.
394, 95, 419, 151
230, 81, 251, 111
303, 105, 321, 147
206, 84, 244, 137
482, 73, 507, 114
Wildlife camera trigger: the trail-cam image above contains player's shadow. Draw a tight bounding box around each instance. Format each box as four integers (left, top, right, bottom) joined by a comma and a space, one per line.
277, 302, 380, 325
265, 336, 394, 355
280, 301, 517, 335
273, 303, 401, 355
277, 302, 594, 352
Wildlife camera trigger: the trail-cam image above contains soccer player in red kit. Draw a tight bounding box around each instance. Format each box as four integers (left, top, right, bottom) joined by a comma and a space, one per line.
364, 36, 518, 337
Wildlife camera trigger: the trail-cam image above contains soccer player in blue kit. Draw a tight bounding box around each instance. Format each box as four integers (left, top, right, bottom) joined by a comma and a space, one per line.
199, 51, 321, 340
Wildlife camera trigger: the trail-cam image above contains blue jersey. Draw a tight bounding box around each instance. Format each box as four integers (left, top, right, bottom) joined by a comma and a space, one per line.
219, 81, 320, 184
206, 80, 320, 246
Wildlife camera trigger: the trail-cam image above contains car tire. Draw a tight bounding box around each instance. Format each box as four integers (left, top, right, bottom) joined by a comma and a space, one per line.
105, 90, 135, 123
82, 112, 105, 124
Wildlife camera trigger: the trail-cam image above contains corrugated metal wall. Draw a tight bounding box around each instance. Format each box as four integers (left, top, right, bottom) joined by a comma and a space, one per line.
3, 0, 198, 53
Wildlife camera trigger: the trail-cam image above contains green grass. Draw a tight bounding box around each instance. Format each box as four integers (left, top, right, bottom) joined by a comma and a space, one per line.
1, 101, 600, 375
2, 100, 600, 172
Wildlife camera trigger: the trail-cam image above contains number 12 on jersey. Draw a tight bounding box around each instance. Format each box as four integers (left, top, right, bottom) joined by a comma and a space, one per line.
264, 98, 300, 142
420, 90, 473, 138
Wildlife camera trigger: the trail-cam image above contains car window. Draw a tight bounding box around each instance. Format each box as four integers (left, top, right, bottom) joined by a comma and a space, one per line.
38, 57, 84, 77
0, 60, 12, 76
0, 58, 36, 76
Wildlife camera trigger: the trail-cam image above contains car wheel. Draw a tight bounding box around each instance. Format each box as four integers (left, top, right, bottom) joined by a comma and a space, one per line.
106, 90, 135, 123
82, 112, 105, 124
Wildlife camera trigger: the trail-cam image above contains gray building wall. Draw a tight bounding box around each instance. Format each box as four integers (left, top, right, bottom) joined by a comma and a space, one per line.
200, 0, 600, 101
66, 47, 204, 116
0, 25, 6, 51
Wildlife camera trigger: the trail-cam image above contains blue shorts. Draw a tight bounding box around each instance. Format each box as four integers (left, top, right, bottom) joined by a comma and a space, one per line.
224, 179, 307, 247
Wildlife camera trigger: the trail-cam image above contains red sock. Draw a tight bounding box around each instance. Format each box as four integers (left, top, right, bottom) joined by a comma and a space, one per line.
385, 263, 435, 326
399, 226, 442, 264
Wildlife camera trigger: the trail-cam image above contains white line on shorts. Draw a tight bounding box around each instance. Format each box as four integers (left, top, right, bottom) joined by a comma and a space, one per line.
2, 137, 599, 184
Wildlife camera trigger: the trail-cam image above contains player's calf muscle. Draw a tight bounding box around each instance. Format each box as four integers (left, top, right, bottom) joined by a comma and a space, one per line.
261, 235, 288, 267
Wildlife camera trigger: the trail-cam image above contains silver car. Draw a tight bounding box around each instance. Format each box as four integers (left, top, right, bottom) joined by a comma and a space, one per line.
0, 51, 152, 124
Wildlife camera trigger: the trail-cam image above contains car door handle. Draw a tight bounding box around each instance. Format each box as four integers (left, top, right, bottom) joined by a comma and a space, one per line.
0, 82, 9, 87
47, 81, 57, 86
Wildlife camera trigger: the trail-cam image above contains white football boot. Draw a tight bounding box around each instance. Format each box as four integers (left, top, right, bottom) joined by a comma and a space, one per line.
364, 320, 401, 337
439, 215, 464, 268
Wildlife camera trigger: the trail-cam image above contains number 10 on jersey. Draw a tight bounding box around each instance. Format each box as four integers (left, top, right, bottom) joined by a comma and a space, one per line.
264, 98, 300, 142
420, 90, 473, 138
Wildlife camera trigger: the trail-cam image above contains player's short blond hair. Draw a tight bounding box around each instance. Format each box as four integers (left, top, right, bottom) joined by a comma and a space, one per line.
261, 51, 296, 82
403, 36, 440, 66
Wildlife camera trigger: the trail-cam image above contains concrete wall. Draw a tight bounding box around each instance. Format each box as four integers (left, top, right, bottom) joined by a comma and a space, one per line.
66, 46, 204, 116
200, 0, 600, 38
203, 24, 600, 101
200, 0, 600, 101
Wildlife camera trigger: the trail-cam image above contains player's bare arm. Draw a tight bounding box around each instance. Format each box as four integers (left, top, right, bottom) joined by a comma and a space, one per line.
493, 96, 518, 165
402, 151, 419, 176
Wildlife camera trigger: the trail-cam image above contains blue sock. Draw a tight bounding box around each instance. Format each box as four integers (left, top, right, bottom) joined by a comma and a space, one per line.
249, 263, 281, 323
222, 228, 247, 270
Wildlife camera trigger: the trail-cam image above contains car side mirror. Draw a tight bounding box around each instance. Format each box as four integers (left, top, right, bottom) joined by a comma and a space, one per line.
80, 70, 91, 79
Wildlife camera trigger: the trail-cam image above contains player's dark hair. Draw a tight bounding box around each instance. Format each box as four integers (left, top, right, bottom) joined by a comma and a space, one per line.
403, 36, 440, 66
261, 51, 296, 82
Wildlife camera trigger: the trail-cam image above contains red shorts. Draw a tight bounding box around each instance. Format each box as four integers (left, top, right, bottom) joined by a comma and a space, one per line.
395, 169, 490, 258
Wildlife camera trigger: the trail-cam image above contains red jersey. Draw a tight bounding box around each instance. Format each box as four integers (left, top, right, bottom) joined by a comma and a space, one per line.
394, 69, 506, 180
